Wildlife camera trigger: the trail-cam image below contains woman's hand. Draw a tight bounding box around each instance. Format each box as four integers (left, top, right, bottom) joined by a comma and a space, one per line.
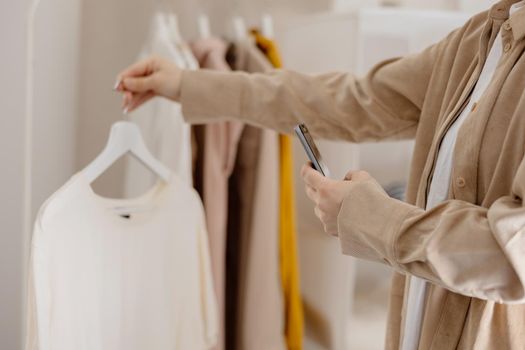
115, 55, 183, 113
301, 164, 374, 236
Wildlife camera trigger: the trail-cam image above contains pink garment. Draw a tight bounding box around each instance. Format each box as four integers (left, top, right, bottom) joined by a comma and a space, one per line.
190, 38, 244, 350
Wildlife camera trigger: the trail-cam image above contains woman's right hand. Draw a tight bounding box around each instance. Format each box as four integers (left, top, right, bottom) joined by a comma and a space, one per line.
115, 55, 183, 114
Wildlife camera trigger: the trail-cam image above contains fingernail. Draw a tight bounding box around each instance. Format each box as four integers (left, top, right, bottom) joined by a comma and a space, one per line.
113, 79, 121, 91
123, 107, 129, 115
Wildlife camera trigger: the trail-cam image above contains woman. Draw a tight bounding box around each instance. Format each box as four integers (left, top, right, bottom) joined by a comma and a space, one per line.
116, 1, 525, 348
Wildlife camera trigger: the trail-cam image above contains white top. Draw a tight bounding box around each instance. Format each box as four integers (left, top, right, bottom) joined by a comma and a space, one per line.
401, 2, 525, 349
26, 172, 218, 350
124, 14, 194, 196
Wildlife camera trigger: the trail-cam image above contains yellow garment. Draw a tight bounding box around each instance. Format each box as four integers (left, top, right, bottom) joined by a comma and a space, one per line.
251, 30, 304, 350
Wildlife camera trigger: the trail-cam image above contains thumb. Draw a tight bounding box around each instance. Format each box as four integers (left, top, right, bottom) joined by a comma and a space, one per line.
122, 76, 156, 93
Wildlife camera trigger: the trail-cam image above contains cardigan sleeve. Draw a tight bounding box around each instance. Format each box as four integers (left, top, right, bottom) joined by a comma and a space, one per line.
179, 24, 466, 143
336, 155, 525, 303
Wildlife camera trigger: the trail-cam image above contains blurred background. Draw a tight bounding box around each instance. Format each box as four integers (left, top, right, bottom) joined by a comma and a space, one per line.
1, 0, 494, 349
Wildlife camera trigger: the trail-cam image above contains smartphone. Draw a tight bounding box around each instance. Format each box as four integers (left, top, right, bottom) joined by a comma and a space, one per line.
294, 124, 330, 177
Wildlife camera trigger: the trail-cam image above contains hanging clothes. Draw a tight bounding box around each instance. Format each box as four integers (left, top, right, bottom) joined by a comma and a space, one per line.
227, 39, 286, 350
224, 124, 262, 350
251, 29, 304, 350
26, 172, 218, 350
190, 37, 245, 350
124, 13, 194, 196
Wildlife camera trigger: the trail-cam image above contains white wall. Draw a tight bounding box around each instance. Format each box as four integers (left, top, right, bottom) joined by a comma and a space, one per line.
0, 0, 83, 348
32, 0, 82, 222
458, 0, 496, 13
403, 0, 458, 10
0, 1, 30, 348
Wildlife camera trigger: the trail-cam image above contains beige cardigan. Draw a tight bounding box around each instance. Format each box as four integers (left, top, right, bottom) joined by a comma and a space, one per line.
180, 0, 525, 348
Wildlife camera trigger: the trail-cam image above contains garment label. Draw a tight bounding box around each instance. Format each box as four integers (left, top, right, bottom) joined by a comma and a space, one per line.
112, 205, 155, 216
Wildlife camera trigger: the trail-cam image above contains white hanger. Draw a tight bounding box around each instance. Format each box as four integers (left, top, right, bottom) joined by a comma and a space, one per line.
150, 12, 186, 68
261, 14, 274, 39
166, 12, 183, 45
83, 121, 171, 184
164, 12, 200, 70
198, 14, 211, 39
232, 16, 247, 41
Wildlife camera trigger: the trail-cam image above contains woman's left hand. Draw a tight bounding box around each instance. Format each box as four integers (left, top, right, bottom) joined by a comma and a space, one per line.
301, 164, 373, 236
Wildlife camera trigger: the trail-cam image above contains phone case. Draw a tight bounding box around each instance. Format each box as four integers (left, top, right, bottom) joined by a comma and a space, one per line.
294, 124, 330, 177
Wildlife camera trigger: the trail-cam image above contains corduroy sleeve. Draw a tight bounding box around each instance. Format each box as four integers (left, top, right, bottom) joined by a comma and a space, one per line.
336, 156, 525, 303
179, 26, 463, 143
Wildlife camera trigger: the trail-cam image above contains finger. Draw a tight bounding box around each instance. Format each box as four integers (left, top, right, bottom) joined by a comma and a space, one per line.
122, 75, 157, 94
117, 56, 157, 82
306, 184, 317, 194
300, 163, 313, 178
305, 185, 318, 202
326, 224, 338, 237
314, 206, 322, 220
126, 92, 155, 113
122, 91, 133, 110
302, 164, 326, 189
113, 79, 123, 91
